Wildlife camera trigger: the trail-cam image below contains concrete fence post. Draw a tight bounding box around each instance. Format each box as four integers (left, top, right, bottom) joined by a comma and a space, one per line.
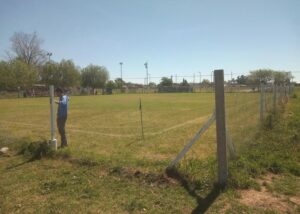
214, 69, 228, 186
50, 85, 57, 150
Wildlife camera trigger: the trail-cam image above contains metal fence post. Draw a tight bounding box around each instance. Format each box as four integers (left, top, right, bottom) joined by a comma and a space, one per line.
279, 85, 283, 103
214, 69, 228, 186
273, 83, 277, 112
139, 98, 145, 140
50, 85, 57, 150
260, 82, 265, 124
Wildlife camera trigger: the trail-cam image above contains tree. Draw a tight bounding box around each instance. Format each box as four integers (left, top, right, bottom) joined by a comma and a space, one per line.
9, 32, 46, 65
106, 80, 116, 90
201, 79, 210, 86
0, 59, 38, 90
273, 71, 292, 85
40, 59, 80, 87
114, 78, 125, 89
180, 78, 189, 86
40, 61, 60, 86
81, 64, 109, 90
236, 75, 248, 85
59, 59, 80, 87
248, 69, 273, 84
159, 77, 173, 87
148, 82, 157, 88
0, 61, 13, 90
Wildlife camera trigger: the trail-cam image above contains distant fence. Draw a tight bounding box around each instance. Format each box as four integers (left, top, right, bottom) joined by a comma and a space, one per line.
0, 82, 296, 98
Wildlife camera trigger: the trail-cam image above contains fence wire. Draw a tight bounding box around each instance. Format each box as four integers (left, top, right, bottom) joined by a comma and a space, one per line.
0, 82, 295, 170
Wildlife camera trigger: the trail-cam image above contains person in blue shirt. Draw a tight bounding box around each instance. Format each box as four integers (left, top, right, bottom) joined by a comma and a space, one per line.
55, 87, 68, 148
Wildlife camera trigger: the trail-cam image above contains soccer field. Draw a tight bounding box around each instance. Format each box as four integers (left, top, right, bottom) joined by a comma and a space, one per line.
0, 92, 261, 170
3, 92, 297, 214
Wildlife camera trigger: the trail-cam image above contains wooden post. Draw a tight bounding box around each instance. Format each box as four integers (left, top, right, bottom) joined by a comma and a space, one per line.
214, 69, 228, 186
50, 85, 57, 150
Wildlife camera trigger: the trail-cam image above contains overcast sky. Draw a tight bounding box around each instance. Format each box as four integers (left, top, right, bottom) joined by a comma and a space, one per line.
0, 0, 299, 83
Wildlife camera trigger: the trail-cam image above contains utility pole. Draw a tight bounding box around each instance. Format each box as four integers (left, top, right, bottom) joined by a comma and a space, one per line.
46, 52, 52, 62
119, 62, 123, 89
175, 74, 177, 84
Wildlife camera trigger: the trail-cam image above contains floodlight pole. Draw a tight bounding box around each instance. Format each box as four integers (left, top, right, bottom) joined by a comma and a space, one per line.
144, 62, 149, 89
49, 85, 57, 150
120, 62, 123, 89
47, 52, 52, 62
119, 62, 123, 81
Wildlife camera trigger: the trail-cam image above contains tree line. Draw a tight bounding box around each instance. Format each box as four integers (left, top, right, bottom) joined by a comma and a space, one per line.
0, 32, 110, 91
156, 69, 293, 88
235, 69, 293, 85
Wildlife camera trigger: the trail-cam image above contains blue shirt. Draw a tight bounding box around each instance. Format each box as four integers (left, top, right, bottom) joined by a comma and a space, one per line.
57, 95, 68, 118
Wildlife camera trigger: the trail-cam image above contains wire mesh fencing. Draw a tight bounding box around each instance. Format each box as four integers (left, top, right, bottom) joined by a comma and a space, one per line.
0, 75, 295, 180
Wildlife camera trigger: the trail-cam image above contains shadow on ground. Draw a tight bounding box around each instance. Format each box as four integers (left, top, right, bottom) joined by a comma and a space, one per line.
166, 167, 221, 214
5, 159, 33, 170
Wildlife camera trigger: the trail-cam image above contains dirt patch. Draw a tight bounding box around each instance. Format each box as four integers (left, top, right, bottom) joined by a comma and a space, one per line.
238, 173, 298, 213
238, 189, 291, 213
289, 196, 300, 206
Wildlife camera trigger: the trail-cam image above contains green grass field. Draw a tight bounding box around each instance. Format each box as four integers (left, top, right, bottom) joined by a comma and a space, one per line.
2, 92, 298, 213
0, 92, 262, 170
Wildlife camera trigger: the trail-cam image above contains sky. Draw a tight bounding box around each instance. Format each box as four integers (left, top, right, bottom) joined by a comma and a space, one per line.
0, 0, 300, 83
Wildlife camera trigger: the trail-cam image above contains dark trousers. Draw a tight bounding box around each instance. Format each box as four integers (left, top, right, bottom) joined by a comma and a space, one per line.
57, 117, 68, 147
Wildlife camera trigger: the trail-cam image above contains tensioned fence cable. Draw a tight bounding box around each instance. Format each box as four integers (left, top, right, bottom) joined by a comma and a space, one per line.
0, 113, 212, 139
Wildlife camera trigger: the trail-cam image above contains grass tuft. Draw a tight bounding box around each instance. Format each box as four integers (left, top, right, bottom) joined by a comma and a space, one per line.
18, 140, 55, 160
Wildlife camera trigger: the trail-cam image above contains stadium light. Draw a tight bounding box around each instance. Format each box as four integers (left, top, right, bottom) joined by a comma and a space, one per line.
144, 62, 148, 86
46, 52, 52, 62
119, 62, 123, 83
